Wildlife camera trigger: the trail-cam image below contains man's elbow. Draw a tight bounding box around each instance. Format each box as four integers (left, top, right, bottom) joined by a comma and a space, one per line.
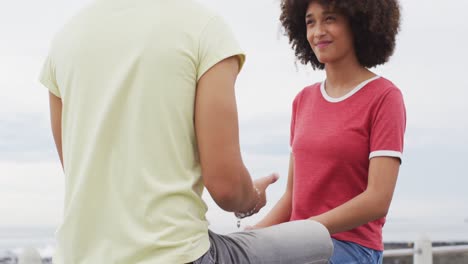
201, 160, 245, 211
205, 181, 239, 212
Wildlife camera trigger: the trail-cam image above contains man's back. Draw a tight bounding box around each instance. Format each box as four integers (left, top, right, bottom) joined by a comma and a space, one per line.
40, 0, 244, 263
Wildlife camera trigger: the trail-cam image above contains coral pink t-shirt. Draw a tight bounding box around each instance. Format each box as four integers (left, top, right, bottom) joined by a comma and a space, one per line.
290, 76, 406, 251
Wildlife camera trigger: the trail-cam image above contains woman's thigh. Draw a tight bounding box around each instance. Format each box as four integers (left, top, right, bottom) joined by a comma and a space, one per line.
330, 239, 383, 264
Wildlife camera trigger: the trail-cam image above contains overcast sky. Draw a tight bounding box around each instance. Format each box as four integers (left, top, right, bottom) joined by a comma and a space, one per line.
1, 0, 467, 241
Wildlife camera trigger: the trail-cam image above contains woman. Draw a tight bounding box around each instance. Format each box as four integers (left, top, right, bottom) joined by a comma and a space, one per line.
251, 0, 406, 263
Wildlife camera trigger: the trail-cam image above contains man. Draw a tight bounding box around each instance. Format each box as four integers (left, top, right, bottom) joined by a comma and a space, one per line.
40, 0, 332, 263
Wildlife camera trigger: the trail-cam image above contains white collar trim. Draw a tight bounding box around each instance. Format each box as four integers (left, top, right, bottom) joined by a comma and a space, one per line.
320, 75, 381, 103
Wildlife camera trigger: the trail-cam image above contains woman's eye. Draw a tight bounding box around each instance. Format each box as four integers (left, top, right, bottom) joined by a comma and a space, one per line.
306, 20, 315, 25
325, 16, 336, 22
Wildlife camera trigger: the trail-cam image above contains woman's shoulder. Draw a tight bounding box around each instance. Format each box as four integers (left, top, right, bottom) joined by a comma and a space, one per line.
368, 77, 405, 108
292, 82, 322, 105
298, 82, 322, 97
371, 77, 401, 92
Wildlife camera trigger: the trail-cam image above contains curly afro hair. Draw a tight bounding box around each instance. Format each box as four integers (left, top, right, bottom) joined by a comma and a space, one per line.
280, 0, 401, 69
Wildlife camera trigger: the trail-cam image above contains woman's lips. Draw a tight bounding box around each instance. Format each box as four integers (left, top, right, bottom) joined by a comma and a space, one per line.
316, 41, 332, 49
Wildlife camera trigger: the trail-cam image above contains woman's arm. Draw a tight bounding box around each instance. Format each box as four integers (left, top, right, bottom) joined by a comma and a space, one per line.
310, 156, 400, 234
252, 153, 295, 228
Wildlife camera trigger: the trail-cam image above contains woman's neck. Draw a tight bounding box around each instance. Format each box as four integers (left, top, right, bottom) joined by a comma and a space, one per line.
324, 57, 375, 98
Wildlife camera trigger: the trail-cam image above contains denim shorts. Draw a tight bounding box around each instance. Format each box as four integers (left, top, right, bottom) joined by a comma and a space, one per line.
193, 220, 333, 264
330, 238, 383, 264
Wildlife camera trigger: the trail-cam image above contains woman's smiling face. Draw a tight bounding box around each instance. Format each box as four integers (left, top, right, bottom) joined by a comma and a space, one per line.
305, 1, 356, 65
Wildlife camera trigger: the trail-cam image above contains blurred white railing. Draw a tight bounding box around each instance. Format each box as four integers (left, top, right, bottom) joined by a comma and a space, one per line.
17, 247, 42, 264
8, 236, 468, 264
384, 236, 468, 264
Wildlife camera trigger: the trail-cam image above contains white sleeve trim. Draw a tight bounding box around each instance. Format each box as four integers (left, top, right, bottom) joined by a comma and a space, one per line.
369, 150, 402, 160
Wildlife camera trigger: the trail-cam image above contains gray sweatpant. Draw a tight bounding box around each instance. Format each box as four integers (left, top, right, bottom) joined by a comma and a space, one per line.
193, 220, 333, 264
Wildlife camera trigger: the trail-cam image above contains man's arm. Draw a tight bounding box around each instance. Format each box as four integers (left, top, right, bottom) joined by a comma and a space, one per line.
195, 56, 276, 213
49, 92, 63, 168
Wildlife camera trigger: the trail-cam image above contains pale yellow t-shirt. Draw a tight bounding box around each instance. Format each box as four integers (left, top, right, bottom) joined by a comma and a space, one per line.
39, 0, 245, 263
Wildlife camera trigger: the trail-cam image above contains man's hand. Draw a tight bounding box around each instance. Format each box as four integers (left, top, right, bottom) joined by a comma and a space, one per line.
253, 173, 280, 213
234, 173, 279, 219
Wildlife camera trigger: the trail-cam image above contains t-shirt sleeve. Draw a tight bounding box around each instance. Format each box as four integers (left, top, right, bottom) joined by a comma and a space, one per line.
197, 15, 246, 81
39, 54, 61, 98
369, 88, 406, 162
